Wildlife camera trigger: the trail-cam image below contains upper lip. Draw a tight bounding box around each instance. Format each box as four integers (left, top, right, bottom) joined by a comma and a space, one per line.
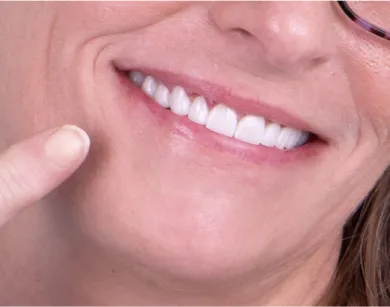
114, 63, 329, 142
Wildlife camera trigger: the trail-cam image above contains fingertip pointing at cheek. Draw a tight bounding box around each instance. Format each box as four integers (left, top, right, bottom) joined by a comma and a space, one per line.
44, 125, 90, 168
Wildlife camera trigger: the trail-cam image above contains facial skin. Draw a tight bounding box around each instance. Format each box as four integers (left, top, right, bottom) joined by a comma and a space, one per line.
0, 1, 390, 305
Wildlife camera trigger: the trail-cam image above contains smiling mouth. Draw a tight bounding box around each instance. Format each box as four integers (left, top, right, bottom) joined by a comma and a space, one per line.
112, 65, 326, 163
127, 70, 313, 150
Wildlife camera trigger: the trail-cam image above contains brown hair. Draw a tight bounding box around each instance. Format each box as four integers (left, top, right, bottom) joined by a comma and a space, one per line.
319, 168, 390, 305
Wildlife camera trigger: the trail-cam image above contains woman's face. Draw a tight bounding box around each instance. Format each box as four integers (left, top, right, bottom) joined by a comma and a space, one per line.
1, 2, 390, 282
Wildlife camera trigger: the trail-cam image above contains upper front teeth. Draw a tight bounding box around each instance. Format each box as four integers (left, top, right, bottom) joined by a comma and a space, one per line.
188, 96, 209, 125
261, 123, 281, 148
206, 104, 238, 137
129, 71, 310, 150
142, 76, 157, 97
234, 115, 265, 145
154, 83, 170, 108
169, 86, 191, 116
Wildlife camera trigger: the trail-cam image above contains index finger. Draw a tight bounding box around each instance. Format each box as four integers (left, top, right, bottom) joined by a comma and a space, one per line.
0, 125, 90, 226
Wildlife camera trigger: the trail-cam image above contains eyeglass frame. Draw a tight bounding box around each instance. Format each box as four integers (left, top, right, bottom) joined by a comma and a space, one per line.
338, 1, 390, 41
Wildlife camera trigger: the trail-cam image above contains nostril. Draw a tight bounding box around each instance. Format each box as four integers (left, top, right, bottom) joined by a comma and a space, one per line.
303, 56, 329, 70
232, 27, 253, 38
313, 56, 328, 66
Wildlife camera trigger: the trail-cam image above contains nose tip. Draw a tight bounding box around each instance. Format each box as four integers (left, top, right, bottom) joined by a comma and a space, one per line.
263, 12, 333, 71
209, 2, 335, 73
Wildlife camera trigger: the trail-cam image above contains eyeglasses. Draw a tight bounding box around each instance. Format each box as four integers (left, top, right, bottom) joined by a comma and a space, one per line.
338, 1, 390, 41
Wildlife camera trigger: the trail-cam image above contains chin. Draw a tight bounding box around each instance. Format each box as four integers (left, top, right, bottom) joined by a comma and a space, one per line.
61, 155, 272, 281
56, 120, 324, 284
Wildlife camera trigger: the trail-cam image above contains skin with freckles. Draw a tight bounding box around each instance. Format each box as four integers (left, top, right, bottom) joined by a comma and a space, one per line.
0, 2, 390, 305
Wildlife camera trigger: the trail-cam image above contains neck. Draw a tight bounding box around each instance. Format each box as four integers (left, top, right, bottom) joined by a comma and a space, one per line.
0, 203, 340, 305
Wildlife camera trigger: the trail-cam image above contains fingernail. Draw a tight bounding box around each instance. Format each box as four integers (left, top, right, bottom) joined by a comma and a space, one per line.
44, 125, 90, 167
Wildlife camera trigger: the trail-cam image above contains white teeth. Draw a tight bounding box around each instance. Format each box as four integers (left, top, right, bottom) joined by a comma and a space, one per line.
188, 96, 209, 125
297, 132, 310, 147
141, 76, 157, 97
129, 71, 145, 86
276, 127, 306, 149
261, 123, 282, 147
275, 127, 295, 150
154, 83, 170, 108
169, 86, 191, 116
234, 115, 265, 145
130, 72, 311, 150
206, 104, 238, 137
287, 129, 304, 149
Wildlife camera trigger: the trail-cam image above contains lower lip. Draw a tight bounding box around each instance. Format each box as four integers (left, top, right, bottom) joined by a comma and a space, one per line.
115, 70, 326, 165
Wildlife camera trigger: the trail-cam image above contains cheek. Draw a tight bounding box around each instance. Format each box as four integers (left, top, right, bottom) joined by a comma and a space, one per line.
56, 2, 188, 38
343, 39, 390, 145
0, 3, 66, 147
0, 1, 188, 149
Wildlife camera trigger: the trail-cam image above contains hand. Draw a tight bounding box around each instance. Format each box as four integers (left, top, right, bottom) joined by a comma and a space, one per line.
0, 125, 90, 227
